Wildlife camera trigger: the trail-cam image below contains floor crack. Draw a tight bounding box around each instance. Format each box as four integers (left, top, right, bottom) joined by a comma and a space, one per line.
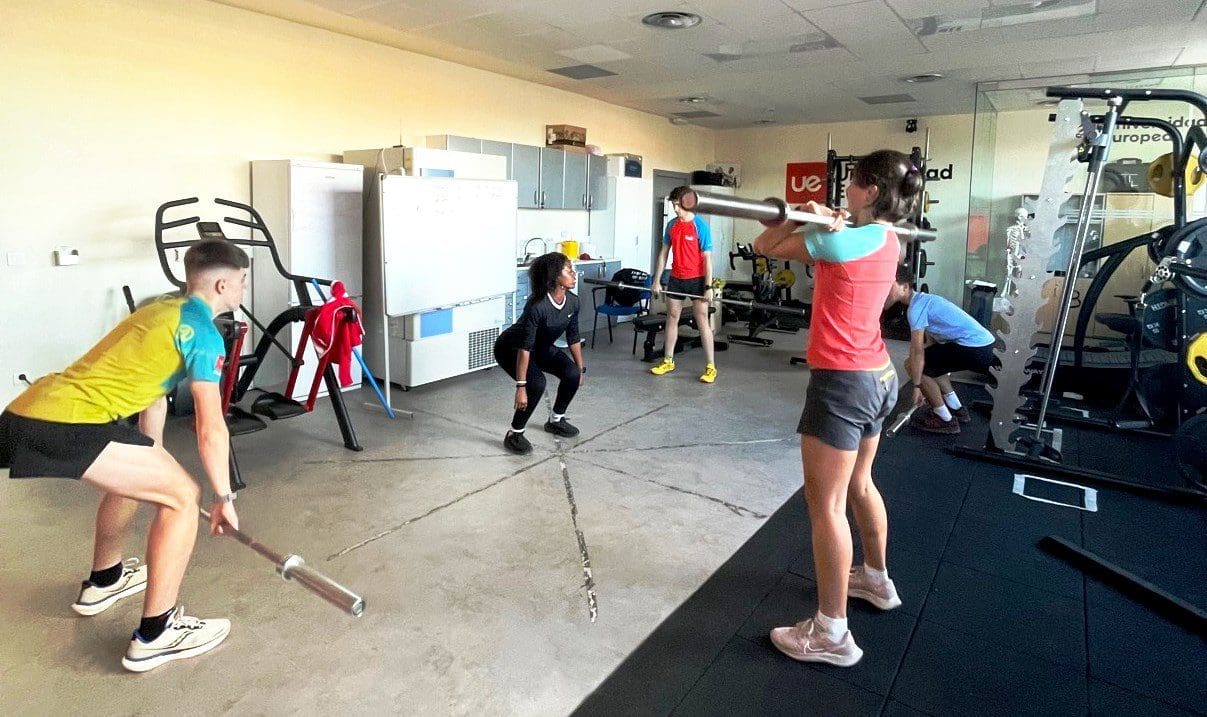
325, 456, 554, 561
572, 402, 671, 449
575, 456, 768, 519
557, 439, 599, 623
574, 437, 795, 455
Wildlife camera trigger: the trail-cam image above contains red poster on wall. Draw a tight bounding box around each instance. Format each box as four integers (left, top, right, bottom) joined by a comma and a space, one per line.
785, 162, 828, 205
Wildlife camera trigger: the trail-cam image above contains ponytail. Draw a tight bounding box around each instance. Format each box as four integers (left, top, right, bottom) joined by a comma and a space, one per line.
851, 150, 924, 223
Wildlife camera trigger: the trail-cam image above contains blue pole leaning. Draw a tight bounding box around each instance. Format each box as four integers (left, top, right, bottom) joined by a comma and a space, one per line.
310, 279, 395, 419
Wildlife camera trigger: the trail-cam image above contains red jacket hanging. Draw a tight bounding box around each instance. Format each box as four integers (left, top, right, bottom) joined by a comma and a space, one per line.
309, 281, 364, 387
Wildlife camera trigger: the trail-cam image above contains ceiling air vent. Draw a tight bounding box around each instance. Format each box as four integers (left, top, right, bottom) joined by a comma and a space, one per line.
547, 64, 619, 80
672, 110, 722, 119
859, 94, 917, 105
641, 12, 702, 30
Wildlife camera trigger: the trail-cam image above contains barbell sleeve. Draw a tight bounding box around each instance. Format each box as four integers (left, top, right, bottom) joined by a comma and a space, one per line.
680, 190, 938, 242
884, 404, 920, 437
201, 509, 365, 617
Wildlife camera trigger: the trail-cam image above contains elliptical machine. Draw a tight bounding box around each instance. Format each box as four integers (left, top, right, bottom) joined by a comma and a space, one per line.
154, 197, 364, 488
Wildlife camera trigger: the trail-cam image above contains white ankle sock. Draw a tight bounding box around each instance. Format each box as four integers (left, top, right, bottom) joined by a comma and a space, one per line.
933, 405, 953, 422
863, 565, 889, 584
551, 413, 564, 422
943, 391, 962, 410
509, 427, 525, 434
815, 610, 847, 640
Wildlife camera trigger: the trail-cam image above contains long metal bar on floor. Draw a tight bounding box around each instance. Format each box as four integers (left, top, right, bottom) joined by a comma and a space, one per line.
680, 190, 939, 243
947, 446, 1206, 506
580, 277, 807, 317
1038, 535, 1206, 636
202, 509, 366, 617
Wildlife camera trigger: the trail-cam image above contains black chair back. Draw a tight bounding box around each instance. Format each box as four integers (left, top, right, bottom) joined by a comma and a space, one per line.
606, 269, 650, 307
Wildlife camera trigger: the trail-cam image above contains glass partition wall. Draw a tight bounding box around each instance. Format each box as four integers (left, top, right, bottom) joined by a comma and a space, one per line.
964, 66, 1207, 334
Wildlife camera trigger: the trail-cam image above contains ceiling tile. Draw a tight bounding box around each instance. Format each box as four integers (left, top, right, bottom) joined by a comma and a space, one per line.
558, 44, 634, 63
803, 0, 928, 55
1093, 47, 1183, 72
693, 0, 822, 41
885, 0, 988, 16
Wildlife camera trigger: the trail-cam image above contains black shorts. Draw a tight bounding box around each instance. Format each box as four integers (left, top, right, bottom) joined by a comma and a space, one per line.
798, 366, 898, 451
0, 410, 154, 479
665, 275, 708, 301
923, 342, 998, 377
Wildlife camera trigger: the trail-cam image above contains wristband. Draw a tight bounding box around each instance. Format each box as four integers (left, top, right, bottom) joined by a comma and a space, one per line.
516, 381, 527, 387
580, 366, 587, 374
214, 492, 237, 504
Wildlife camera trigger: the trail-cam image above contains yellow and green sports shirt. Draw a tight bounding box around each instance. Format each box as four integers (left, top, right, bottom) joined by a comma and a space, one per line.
6, 296, 227, 424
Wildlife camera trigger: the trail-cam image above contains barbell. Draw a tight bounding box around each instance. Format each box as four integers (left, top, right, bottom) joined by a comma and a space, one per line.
582, 277, 809, 317
679, 190, 939, 243
202, 509, 365, 617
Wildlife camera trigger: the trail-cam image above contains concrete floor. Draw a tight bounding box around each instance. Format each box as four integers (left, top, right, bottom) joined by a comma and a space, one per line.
0, 329, 885, 715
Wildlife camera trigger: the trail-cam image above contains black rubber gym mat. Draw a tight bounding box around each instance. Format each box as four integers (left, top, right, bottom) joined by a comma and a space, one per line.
573, 406, 1205, 716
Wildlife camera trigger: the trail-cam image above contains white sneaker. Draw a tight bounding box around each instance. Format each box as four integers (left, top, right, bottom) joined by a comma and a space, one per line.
770, 618, 863, 667
121, 607, 231, 673
71, 558, 148, 616
848, 568, 903, 610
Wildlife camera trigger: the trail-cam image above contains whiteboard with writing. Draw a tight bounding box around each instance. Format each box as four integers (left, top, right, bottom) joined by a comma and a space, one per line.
380, 175, 517, 316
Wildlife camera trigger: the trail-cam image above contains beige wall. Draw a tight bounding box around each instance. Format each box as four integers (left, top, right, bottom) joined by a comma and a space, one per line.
714, 114, 975, 304
0, 0, 715, 404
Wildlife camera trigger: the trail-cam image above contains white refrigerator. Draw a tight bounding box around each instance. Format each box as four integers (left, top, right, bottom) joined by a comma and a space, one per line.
590, 175, 654, 272
250, 160, 364, 399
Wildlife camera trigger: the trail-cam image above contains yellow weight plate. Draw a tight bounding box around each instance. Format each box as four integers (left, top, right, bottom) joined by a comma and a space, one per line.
1188, 332, 1207, 386
1147, 153, 1206, 197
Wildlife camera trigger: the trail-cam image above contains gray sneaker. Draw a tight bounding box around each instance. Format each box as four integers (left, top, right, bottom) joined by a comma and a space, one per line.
770, 618, 863, 667
121, 607, 230, 673
848, 568, 902, 610
71, 558, 148, 616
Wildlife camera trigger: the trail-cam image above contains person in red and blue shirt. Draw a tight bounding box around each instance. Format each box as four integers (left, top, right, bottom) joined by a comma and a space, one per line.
650, 185, 718, 383
753, 150, 924, 668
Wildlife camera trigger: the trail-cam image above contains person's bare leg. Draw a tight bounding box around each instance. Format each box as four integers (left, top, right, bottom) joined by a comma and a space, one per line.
82, 442, 200, 617
847, 434, 888, 571
663, 298, 683, 357
692, 299, 715, 363
935, 374, 956, 396
802, 436, 859, 619
89, 399, 167, 571
919, 374, 945, 409
91, 493, 141, 571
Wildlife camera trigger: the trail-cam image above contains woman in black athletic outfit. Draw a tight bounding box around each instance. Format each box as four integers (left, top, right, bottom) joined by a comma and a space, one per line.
493, 252, 586, 454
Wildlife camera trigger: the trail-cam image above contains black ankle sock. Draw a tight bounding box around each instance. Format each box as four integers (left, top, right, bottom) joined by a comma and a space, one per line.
88, 562, 122, 588
136, 608, 175, 643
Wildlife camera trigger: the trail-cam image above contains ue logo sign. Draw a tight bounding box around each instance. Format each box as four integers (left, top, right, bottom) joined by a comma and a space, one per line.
785, 162, 827, 204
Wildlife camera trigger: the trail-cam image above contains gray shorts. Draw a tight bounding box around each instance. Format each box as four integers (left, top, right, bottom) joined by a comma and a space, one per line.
797, 366, 899, 450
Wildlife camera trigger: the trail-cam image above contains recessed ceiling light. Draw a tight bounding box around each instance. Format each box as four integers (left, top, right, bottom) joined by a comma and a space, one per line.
903, 73, 944, 83
679, 96, 707, 104
641, 11, 702, 30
